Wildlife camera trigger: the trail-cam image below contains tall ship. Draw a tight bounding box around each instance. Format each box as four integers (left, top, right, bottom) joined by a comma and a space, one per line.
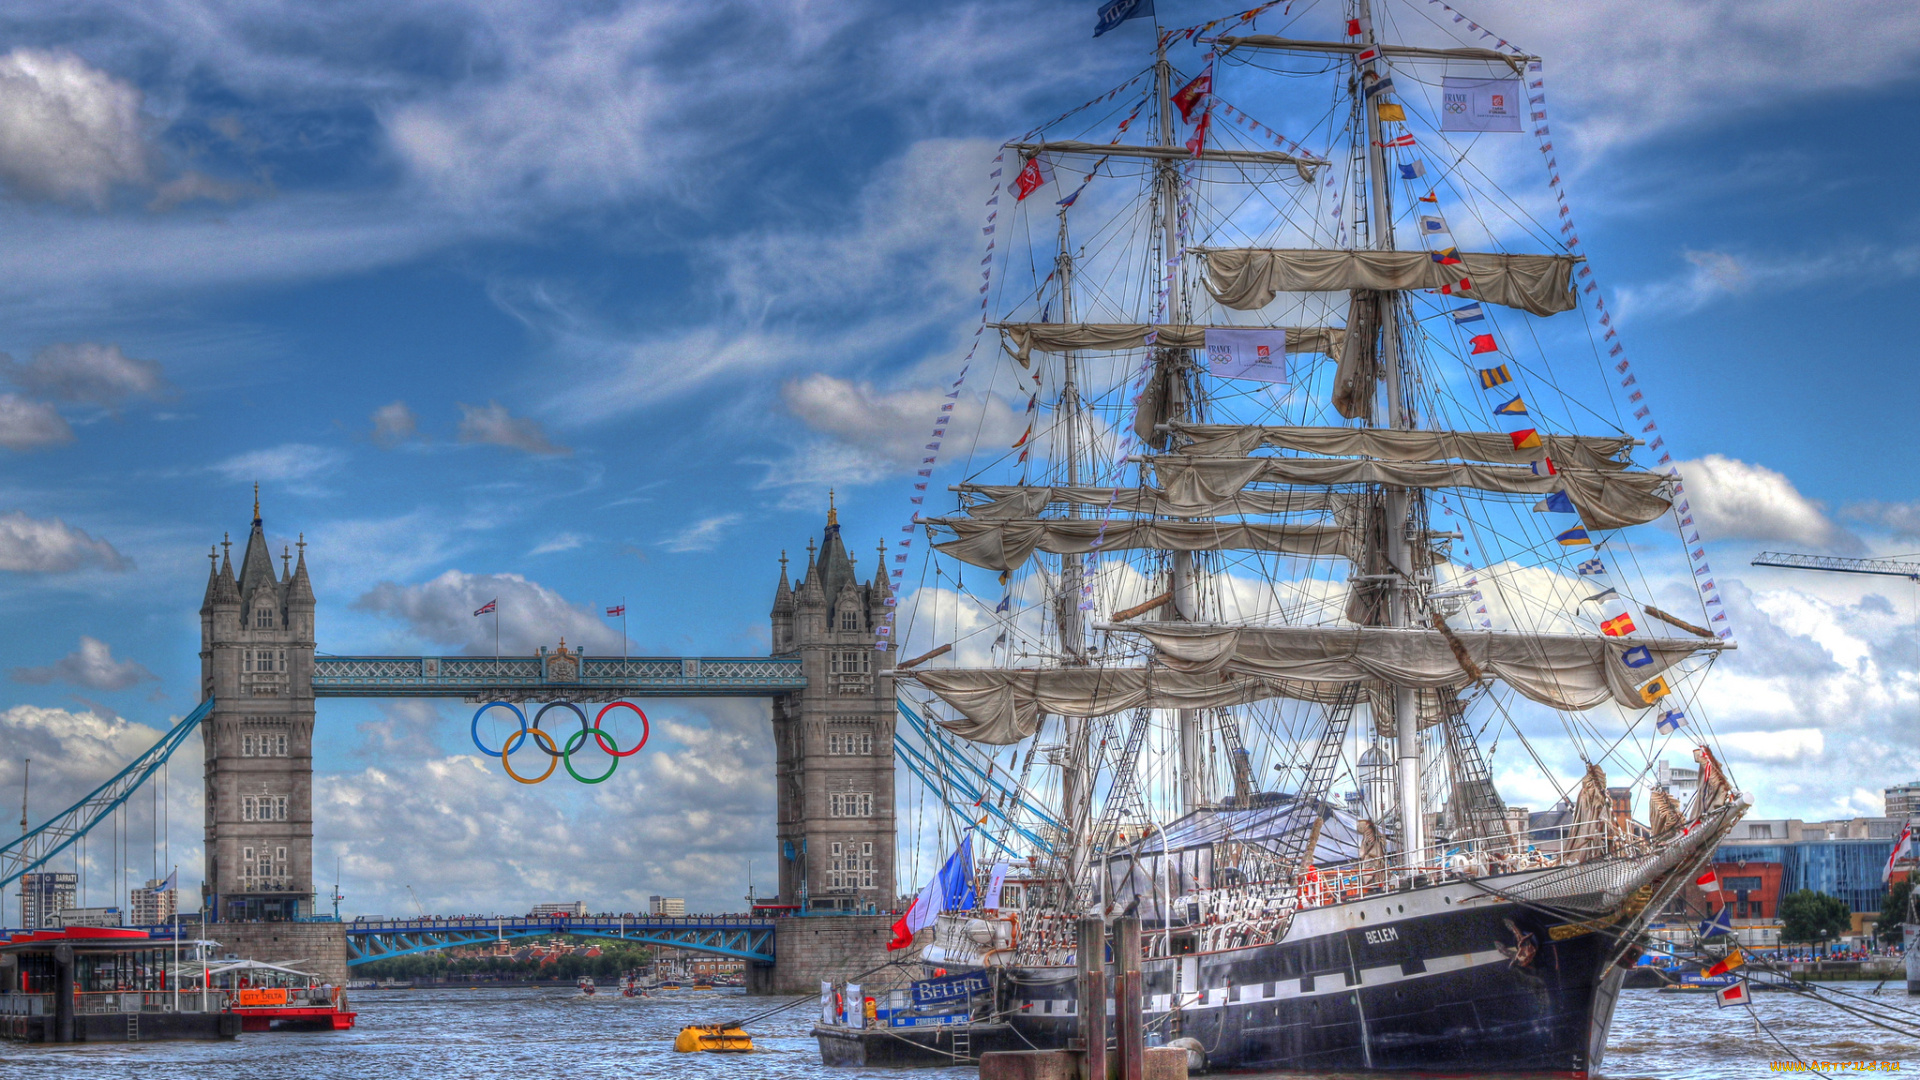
888, 1, 1749, 1073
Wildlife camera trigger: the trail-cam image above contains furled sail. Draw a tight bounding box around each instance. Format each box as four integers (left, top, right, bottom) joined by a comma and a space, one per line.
1170, 423, 1636, 472
905, 668, 1350, 745
1144, 451, 1674, 526
1123, 622, 1728, 712
1148, 456, 1671, 530
959, 483, 1338, 520
998, 323, 1343, 366
929, 517, 1359, 573
1200, 249, 1579, 317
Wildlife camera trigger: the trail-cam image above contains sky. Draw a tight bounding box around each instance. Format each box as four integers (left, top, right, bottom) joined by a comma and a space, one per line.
0, 0, 1917, 919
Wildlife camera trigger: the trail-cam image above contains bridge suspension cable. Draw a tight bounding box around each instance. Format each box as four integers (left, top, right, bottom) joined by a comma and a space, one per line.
1, 698, 214, 893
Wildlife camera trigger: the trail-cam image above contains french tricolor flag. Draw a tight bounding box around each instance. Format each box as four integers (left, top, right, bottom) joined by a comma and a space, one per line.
1695, 868, 1721, 894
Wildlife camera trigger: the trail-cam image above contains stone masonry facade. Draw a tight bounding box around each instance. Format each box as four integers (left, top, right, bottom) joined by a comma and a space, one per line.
199, 500, 317, 922
770, 502, 898, 913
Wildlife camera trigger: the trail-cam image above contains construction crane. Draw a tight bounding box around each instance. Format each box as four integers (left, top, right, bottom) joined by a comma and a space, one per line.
1751, 551, 1920, 582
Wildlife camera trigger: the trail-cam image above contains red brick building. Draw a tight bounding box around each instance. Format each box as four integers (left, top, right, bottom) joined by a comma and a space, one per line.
1681, 859, 1784, 920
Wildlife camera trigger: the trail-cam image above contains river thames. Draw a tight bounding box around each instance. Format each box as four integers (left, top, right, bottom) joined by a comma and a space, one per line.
1, 983, 1914, 1078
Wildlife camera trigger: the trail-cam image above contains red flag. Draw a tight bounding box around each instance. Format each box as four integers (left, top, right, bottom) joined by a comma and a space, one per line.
1470, 334, 1498, 354
1172, 72, 1212, 123
887, 901, 918, 950
1185, 111, 1212, 157
1012, 157, 1051, 201
1346, 16, 1370, 36
1695, 868, 1721, 894
1418, 191, 1438, 203
1439, 276, 1473, 296
1011, 425, 1032, 449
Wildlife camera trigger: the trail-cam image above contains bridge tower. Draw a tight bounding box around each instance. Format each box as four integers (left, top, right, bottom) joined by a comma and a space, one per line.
199, 493, 316, 922
770, 498, 897, 912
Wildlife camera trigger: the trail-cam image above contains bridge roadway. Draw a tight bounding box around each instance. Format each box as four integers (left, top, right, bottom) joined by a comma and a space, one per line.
337, 913, 777, 966
311, 655, 805, 700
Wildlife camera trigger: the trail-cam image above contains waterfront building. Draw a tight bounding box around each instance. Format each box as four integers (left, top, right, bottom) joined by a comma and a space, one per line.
55, 906, 123, 928
18, 872, 76, 929
129, 879, 177, 925
1651, 759, 1701, 802
1708, 829, 1900, 932
530, 901, 587, 917
1885, 780, 1920, 821
647, 896, 685, 917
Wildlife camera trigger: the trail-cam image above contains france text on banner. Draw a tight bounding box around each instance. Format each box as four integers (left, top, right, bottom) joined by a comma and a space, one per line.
1204, 327, 1288, 384
1439, 76, 1523, 133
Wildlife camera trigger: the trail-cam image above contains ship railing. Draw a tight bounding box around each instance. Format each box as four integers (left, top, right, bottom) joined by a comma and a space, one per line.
71, 990, 227, 1014
0, 993, 54, 1016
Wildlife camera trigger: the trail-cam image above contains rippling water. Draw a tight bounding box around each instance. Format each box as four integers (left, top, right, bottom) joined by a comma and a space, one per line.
3, 983, 1914, 1079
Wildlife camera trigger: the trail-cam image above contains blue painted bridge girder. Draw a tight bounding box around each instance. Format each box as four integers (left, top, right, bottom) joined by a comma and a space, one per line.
312, 655, 804, 700
340, 915, 777, 965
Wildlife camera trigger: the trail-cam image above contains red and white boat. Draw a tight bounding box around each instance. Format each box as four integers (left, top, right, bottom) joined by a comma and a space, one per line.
199, 959, 356, 1032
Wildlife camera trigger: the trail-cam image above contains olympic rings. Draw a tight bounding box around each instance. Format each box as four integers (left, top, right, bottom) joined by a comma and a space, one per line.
471, 701, 529, 758
594, 702, 649, 757
475, 699, 648, 783
562, 728, 620, 784
500, 728, 561, 785
533, 701, 590, 759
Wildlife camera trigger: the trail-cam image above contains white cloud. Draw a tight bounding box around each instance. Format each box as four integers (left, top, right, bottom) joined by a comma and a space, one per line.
1616, 245, 1920, 322
369, 400, 418, 448
0, 510, 130, 572
1843, 501, 1920, 541
9, 635, 156, 690
211, 443, 347, 494
0, 342, 167, 407
456, 401, 567, 456
317, 699, 775, 915
769, 373, 1028, 489
1673, 454, 1850, 548
1714, 728, 1826, 764
0, 48, 148, 207
353, 568, 625, 654
1444, 1, 1920, 152
659, 514, 741, 554
528, 533, 585, 556
549, 137, 998, 420
0, 393, 72, 450
0, 706, 203, 891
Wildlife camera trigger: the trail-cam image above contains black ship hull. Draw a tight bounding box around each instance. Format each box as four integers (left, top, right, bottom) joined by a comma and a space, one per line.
982, 876, 1648, 1076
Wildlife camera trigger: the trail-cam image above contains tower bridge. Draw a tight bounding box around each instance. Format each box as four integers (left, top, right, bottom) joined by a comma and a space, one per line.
5, 497, 906, 990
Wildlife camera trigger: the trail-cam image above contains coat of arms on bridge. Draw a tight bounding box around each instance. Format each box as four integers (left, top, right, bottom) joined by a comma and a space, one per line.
544, 639, 580, 683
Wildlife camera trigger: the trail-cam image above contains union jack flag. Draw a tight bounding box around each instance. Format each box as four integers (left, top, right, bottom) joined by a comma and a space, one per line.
473, 600, 497, 616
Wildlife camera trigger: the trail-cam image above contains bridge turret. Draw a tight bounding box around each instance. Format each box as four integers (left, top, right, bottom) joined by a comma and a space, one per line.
771, 551, 794, 653
769, 499, 897, 914
288, 535, 315, 644
867, 539, 892, 625
200, 496, 316, 925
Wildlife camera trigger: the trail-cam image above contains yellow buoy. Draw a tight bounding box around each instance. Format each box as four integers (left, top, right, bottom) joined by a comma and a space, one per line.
673, 1024, 754, 1053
